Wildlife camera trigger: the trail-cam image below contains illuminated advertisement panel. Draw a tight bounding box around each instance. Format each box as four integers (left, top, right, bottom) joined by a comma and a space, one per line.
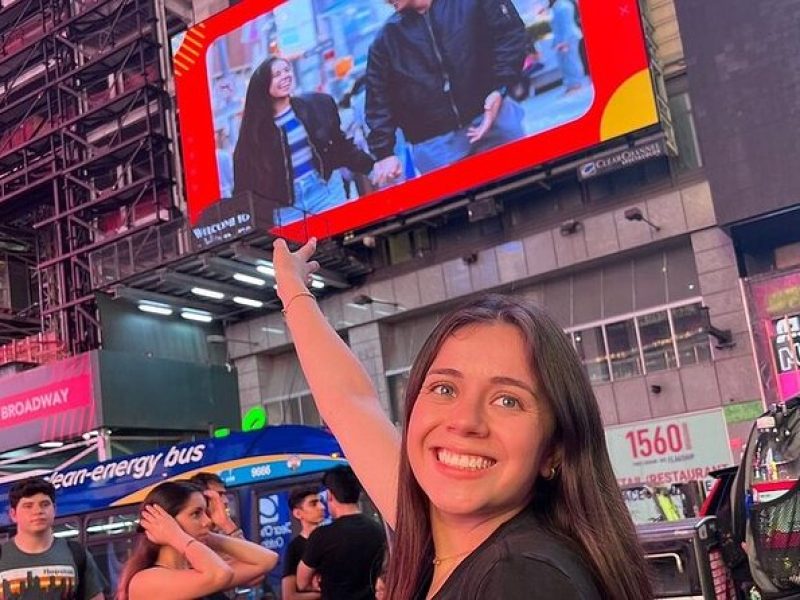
746, 270, 800, 404
175, 0, 659, 242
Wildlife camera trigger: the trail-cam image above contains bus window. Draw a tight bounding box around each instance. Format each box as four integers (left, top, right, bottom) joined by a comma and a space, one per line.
86, 511, 139, 537
53, 518, 81, 540
84, 510, 140, 594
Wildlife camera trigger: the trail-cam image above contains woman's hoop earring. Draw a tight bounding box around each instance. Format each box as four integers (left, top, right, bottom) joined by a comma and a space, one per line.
545, 466, 558, 480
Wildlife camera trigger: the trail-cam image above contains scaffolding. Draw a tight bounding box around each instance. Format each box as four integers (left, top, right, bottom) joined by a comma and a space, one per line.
0, 0, 180, 354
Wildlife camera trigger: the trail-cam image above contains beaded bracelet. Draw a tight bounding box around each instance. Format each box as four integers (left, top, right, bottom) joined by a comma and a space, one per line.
281, 291, 315, 315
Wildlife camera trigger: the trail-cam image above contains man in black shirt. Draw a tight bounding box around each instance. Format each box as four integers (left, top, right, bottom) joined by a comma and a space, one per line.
297, 468, 385, 600
281, 486, 325, 600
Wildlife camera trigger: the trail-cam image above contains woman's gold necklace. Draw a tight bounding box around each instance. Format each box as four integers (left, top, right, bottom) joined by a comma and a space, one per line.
432, 549, 471, 566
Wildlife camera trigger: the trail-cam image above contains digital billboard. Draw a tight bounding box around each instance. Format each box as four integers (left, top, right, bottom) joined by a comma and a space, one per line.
174, 0, 659, 242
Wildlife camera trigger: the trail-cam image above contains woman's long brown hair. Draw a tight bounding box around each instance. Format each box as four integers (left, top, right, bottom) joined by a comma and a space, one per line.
116, 481, 203, 600
384, 294, 652, 600
231, 56, 290, 199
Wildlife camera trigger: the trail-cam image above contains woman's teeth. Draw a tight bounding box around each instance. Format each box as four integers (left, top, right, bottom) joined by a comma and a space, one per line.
436, 449, 496, 471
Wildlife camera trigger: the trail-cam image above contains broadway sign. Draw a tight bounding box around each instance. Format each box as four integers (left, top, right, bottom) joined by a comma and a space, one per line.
0, 354, 97, 452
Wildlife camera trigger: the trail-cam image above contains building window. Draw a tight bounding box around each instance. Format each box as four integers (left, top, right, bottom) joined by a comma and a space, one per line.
264, 394, 321, 426
387, 370, 410, 425
668, 92, 703, 172
568, 301, 711, 382
672, 304, 712, 366
606, 319, 643, 380
573, 327, 610, 383
300, 395, 322, 426
638, 310, 678, 373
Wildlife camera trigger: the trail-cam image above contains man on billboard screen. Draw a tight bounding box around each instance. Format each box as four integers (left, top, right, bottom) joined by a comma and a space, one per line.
367, 0, 527, 186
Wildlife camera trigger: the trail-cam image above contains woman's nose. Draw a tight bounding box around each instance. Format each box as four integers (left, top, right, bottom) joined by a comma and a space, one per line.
445, 397, 489, 437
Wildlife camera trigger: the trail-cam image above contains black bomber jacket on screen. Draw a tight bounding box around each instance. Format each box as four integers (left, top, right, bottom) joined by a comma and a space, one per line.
365, 0, 526, 159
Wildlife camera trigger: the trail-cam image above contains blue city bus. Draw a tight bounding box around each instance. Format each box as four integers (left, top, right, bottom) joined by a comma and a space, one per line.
0, 425, 348, 598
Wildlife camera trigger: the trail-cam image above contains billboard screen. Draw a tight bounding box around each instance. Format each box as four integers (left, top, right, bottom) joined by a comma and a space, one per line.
175, 0, 659, 242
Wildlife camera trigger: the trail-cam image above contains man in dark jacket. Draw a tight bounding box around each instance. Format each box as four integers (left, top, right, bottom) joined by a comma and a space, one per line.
368, 0, 526, 185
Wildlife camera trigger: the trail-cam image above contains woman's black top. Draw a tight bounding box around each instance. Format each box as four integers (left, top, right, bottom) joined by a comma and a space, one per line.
413, 509, 602, 600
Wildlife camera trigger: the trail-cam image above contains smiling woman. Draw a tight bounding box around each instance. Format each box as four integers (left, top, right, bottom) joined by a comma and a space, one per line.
273, 237, 653, 600
406, 324, 556, 532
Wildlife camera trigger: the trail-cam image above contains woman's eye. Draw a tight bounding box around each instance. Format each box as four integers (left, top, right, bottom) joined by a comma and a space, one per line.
493, 395, 521, 410
431, 383, 455, 396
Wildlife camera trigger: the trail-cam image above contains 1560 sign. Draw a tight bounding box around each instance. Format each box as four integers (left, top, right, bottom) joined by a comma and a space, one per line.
605, 409, 733, 485
624, 424, 691, 459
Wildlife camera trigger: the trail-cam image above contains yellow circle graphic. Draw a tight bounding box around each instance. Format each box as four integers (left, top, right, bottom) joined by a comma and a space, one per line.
600, 69, 659, 141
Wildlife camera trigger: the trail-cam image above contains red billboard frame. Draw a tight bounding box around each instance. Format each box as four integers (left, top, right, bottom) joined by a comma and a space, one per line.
175, 0, 659, 242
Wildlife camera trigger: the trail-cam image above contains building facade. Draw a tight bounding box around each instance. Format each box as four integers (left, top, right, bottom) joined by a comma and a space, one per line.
224, 0, 777, 484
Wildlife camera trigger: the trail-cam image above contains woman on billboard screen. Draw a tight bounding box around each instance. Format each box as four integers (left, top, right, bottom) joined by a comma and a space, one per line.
232, 56, 374, 226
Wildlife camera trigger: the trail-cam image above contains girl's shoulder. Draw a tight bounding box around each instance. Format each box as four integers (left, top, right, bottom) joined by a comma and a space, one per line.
129, 565, 167, 583
294, 92, 336, 110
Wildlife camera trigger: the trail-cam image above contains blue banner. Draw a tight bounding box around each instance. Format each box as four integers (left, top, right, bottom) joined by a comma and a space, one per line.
0, 425, 343, 527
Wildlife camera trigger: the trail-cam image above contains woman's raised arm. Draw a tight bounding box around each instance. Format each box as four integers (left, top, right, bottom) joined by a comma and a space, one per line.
206, 532, 278, 586
274, 238, 401, 527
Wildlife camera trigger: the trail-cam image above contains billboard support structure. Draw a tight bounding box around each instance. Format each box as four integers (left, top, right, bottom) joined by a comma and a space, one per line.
638, 0, 678, 156
0, 438, 106, 486
0, 0, 183, 355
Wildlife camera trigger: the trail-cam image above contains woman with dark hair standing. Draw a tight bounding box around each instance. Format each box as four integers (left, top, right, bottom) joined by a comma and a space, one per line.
117, 481, 278, 600
232, 57, 374, 225
272, 238, 652, 599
